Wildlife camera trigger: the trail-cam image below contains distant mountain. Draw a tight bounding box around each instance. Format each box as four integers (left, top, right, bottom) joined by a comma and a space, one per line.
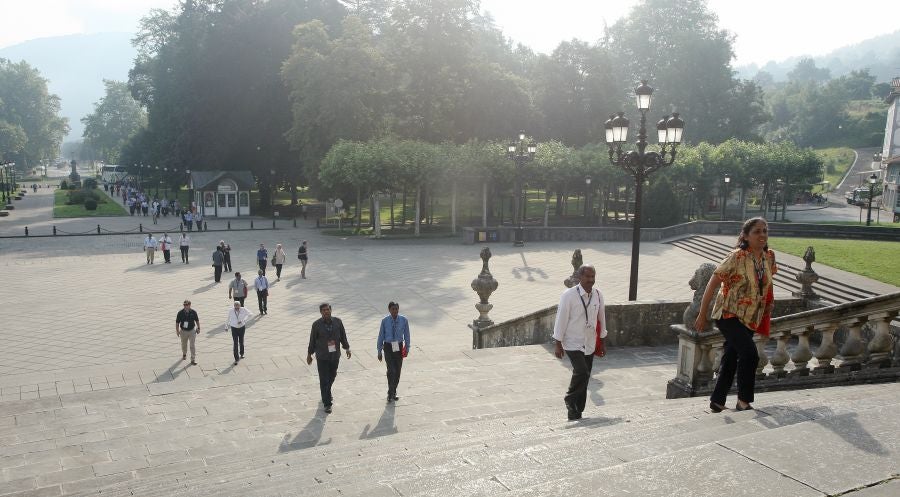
736, 30, 900, 83
0, 32, 137, 140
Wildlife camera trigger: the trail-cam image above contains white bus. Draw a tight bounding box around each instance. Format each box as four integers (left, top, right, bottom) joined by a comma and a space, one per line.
100, 164, 128, 183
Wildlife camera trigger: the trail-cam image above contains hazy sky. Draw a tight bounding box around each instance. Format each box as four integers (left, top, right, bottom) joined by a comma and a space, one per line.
1, 0, 895, 66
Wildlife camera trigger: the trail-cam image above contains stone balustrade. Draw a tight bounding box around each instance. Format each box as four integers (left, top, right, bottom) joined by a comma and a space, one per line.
667, 291, 900, 398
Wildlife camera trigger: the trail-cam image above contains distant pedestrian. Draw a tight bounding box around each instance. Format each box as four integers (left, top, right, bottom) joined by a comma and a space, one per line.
228, 272, 248, 307
144, 233, 158, 265
212, 246, 224, 282
176, 299, 200, 365
254, 270, 270, 315
301, 202, 308, 220
223, 242, 233, 272
225, 301, 252, 365
184, 210, 193, 231
159, 232, 173, 263
179, 232, 190, 263
297, 240, 308, 279
256, 244, 268, 275
141, 199, 149, 216
377, 302, 410, 402
194, 210, 203, 231
307, 303, 351, 414
273, 243, 286, 281
552, 264, 607, 421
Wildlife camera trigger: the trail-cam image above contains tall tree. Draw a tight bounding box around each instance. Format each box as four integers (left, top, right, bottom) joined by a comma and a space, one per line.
0, 58, 69, 168
81, 80, 147, 164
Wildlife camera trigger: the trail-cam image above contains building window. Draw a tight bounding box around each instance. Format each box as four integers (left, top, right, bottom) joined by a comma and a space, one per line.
239, 192, 249, 207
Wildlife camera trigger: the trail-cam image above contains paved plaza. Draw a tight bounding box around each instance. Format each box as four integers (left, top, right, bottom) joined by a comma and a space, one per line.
0, 184, 898, 496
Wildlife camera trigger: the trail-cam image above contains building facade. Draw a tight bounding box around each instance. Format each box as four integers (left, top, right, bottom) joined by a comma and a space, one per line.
189, 171, 255, 218
880, 78, 900, 222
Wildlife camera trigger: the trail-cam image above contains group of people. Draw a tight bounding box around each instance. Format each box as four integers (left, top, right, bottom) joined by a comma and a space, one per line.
212, 240, 308, 283
142, 232, 192, 264
552, 217, 776, 420
174, 300, 411, 415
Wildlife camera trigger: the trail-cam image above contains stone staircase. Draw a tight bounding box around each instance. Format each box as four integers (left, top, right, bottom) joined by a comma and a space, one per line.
1, 345, 898, 497
666, 235, 879, 304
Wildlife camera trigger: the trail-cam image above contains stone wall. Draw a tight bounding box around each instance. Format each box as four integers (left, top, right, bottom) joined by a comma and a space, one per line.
473, 297, 807, 349
462, 221, 900, 244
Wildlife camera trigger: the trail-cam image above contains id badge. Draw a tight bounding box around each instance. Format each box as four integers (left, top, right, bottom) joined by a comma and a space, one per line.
181, 321, 189, 329
391, 341, 400, 352
327, 340, 337, 353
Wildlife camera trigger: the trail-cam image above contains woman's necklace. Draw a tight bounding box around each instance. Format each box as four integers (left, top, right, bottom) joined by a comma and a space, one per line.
751, 251, 765, 295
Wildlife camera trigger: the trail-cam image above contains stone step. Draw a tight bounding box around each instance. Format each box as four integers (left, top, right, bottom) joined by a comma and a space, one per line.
56, 382, 900, 497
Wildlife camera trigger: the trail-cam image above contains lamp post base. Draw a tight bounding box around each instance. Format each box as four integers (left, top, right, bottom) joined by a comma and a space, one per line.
513, 227, 525, 247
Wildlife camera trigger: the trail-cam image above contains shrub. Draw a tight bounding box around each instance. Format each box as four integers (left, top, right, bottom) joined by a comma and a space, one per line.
59, 180, 68, 190
83, 178, 98, 189
67, 189, 100, 205
84, 198, 98, 210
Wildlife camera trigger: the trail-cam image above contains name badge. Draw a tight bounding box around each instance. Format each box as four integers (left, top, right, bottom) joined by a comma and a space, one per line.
391, 341, 400, 352
327, 340, 337, 353
181, 321, 189, 329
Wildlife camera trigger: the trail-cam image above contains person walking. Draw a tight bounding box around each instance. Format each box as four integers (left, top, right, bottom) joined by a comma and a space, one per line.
212, 246, 224, 282
272, 243, 286, 281
141, 198, 149, 216
184, 210, 193, 232
695, 217, 776, 413
307, 303, 351, 414
222, 241, 233, 273
552, 264, 607, 421
297, 240, 308, 279
175, 299, 200, 365
376, 302, 410, 402
179, 231, 190, 264
225, 301, 253, 365
228, 272, 248, 307
254, 270, 270, 315
194, 210, 203, 232
159, 232, 173, 263
256, 244, 268, 275
143, 233, 158, 265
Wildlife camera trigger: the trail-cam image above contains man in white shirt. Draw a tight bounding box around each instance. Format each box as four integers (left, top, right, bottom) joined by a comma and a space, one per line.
225, 301, 253, 365
143, 234, 158, 264
159, 233, 173, 263
552, 264, 608, 421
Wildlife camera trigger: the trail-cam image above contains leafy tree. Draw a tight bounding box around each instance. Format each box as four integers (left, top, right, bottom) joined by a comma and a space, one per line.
787, 58, 831, 85
81, 80, 147, 164
643, 176, 681, 227
0, 58, 69, 168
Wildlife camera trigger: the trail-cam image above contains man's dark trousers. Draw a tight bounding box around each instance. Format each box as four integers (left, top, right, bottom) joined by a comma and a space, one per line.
256, 291, 267, 314
163, 249, 171, 263
316, 356, 340, 407
564, 350, 594, 414
231, 326, 245, 361
258, 259, 267, 275
382, 344, 403, 398
213, 265, 222, 282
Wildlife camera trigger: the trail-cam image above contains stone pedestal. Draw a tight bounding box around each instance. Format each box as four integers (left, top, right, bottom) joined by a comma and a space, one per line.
471, 247, 499, 330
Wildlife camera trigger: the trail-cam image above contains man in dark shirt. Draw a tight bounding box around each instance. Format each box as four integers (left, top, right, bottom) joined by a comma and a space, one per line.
307, 303, 351, 414
175, 300, 201, 365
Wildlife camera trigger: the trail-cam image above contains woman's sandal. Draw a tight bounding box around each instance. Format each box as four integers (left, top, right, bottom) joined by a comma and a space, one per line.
709, 402, 726, 413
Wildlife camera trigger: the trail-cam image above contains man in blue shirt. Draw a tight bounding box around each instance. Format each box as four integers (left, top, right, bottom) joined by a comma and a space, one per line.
377, 302, 411, 402
256, 243, 268, 275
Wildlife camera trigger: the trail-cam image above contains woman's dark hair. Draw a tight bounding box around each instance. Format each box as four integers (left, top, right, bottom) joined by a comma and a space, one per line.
736, 217, 769, 251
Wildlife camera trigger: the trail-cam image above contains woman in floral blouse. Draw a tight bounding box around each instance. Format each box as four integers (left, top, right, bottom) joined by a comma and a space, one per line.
695, 217, 776, 413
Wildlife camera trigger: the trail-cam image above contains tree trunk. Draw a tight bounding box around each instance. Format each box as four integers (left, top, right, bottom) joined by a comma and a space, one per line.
354, 187, 362, 233
373, 194, 382, 237
481, 182, 487, 228
401, 189, 407, 226
414, 187, 421, 236
290, 182, 298, 206
390, 192, 395, 228
543, 189, 551, 227
451, 182, 458, 234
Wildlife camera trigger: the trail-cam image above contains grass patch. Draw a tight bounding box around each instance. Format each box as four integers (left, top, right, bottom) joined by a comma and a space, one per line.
53, 189, 128, 218
772, 237, 900, 287
812, 220, 900, 228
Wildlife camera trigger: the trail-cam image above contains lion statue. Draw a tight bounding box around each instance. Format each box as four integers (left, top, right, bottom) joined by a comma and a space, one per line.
683, 263, 717, 331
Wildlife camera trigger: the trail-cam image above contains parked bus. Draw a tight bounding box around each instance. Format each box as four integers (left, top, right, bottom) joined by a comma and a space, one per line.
100, 164, 128, 183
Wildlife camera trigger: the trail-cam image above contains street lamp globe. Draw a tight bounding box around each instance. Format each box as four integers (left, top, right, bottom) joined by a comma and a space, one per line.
868, 173, 878, 185
611, 112, 629, 143
635, 80, 653, 111
656, 116, 668, 143
666, 113, 685, 144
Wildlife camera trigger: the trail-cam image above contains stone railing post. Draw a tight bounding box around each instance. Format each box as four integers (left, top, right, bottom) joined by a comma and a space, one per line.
789, 325, 814, 375
470, 247, 499, 340
838, 318, 866, 370
769, 331, 791, 377
866, 311, 897, 367
753, 334, 769, 377
813, 323, 839, 374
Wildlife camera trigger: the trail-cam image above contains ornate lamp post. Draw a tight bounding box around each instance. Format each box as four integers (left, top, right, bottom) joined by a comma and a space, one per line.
722, 174, 730, 220
506, 131, 537, 247
866, 173, 878, 226
605, 80, 685, 301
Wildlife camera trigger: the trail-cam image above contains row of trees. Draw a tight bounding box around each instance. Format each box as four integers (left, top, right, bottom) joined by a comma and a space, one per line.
318, 137, 823, 231
0, 58, 68, 170
113, 0, 770, 206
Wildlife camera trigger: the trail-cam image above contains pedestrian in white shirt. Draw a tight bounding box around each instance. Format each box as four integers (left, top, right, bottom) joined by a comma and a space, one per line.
254, 270, 270, 315
143, 233, 158, 264
552, 264, 607, 421
225, 301, 253, 365
179, 231, 190, 264
159, 233, 173, 263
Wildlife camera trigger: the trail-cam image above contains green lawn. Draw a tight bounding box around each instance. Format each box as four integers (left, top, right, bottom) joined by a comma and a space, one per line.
772, 237, 900, 287
816, 148, 856, 191
53, 189, 128, 218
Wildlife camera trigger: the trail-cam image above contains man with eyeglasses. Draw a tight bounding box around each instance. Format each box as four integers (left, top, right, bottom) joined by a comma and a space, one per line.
175, 300, 201, 365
